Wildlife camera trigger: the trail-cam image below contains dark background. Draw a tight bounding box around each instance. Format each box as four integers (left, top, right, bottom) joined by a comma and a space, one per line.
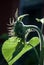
0, 0, 44, 65
0, 0, 19, 34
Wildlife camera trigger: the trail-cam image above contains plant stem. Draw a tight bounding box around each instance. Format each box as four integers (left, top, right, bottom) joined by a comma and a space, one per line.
24, 25, 43, 65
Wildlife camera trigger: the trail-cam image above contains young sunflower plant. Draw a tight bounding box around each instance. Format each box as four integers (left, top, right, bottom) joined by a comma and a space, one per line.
2, 14, 43, 65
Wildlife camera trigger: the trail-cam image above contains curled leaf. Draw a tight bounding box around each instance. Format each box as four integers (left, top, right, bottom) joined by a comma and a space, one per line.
18, 14, 29, 21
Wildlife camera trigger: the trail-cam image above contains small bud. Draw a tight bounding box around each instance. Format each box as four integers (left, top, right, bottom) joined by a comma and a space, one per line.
36, 18, 44, 24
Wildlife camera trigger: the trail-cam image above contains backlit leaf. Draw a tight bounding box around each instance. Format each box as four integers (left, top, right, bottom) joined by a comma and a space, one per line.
2, 37, 39, 65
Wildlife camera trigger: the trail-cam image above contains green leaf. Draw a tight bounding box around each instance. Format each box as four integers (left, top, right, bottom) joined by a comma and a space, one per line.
28, 37, 40, 46
2, 37, 21, 62
2, 37, 40, 65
